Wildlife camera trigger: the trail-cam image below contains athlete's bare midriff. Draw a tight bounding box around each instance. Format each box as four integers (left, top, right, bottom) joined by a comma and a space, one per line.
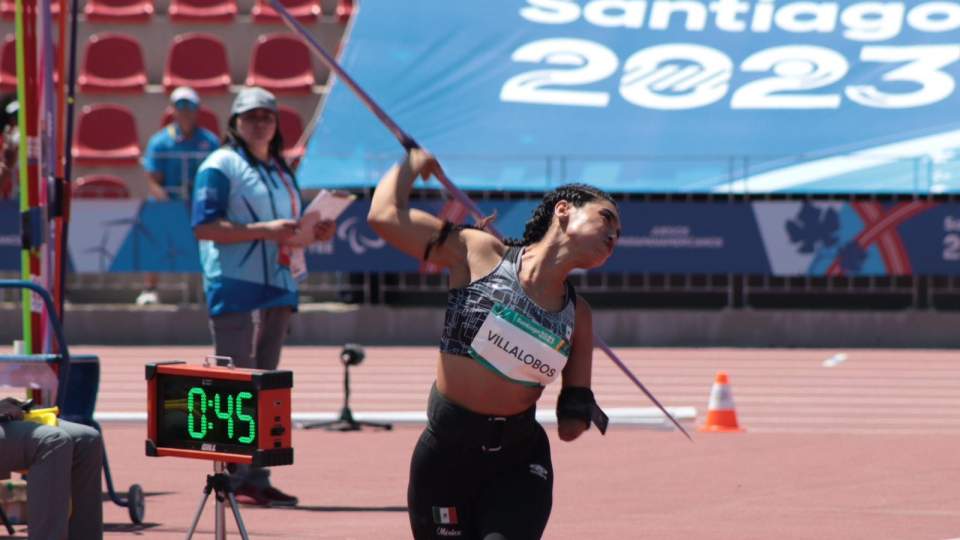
437, 351, 543, 416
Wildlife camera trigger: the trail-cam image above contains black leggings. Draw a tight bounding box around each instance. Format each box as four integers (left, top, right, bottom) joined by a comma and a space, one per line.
408, 384, 553, 540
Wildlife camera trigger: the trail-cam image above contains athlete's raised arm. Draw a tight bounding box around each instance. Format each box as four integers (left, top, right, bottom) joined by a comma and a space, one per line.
368, 149, 502, 285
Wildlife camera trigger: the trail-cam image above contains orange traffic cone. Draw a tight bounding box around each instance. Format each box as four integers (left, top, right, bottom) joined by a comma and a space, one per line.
699, 371, 744, 432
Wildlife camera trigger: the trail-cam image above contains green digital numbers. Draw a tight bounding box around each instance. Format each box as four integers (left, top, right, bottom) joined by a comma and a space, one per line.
187, 387, 208, 440
235, 392, 256, 444
186, 387, 256, 444
213, 393, 234, 439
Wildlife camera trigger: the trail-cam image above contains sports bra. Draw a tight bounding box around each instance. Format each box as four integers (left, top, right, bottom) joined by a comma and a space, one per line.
440, 246, 577, 387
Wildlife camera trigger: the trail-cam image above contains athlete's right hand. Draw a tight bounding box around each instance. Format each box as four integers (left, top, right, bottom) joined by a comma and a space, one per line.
259, 219, 300, 242
408, 148, 443, 181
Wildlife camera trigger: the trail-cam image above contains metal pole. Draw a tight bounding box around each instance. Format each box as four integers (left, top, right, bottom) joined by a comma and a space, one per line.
214, 462, 226, 540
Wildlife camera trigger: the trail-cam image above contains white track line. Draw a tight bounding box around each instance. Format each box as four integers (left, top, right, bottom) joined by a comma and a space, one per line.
95, 406, 697, 427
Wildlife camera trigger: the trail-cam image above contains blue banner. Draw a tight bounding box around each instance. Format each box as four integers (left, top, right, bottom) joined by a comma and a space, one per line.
605, 202, 770, 273
299, 0, 960, 194
304, 199, 539, 272
752, 201, 960, 275
3, 199, 960, 276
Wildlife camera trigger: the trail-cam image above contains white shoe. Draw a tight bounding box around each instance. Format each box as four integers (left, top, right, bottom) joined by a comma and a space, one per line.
135, 290, 159, 305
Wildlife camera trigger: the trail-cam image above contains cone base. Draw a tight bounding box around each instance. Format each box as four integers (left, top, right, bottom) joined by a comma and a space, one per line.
698, 425, 744, 433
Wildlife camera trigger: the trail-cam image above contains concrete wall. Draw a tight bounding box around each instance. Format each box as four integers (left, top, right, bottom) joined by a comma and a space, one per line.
3, 304, 959, 348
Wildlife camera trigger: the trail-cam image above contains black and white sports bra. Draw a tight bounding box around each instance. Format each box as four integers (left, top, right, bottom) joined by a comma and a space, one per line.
439, 247, 577, 388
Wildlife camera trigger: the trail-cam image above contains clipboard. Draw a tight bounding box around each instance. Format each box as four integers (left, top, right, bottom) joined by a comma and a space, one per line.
285, 189, 357, 248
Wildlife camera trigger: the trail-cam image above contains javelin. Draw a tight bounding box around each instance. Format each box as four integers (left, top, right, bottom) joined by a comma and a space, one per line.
269, 0, 692, 442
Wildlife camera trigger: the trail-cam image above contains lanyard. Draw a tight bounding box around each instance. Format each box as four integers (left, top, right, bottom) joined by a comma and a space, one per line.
255, 161, 300, 220
237, 146, 300, 220
247, 154, 302, 271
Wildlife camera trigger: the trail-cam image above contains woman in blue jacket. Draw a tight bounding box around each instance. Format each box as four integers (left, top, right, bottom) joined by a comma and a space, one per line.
191, 87, 334, 507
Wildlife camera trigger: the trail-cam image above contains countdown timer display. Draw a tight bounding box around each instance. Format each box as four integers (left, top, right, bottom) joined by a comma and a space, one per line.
146, 362, 293, 466
158, 376, 259, 452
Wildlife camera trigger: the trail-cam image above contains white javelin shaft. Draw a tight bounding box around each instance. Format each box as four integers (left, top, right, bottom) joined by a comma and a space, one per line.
268, 0, 691, 441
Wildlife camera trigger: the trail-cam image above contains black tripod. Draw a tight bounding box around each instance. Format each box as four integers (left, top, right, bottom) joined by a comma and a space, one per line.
185, 462, 250, 540
0, 504, 14, 535
302, 344, 392, 431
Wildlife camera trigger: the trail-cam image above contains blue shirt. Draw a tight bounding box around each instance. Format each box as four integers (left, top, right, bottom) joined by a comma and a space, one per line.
192, 146, 303, 316
142, 124, 220, 200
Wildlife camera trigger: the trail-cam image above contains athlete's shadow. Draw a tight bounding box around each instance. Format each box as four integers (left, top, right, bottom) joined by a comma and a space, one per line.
277, 505, 407, 513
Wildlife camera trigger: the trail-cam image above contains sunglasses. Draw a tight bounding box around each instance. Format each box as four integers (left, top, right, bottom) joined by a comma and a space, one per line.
173, 100, 199, 111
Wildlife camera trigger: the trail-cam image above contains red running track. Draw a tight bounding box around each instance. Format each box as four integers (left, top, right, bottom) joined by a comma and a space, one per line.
3, 346, 959, 539
91, 346, 960, 435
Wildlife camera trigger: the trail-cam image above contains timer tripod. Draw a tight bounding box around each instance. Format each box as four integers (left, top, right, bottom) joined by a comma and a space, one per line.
302, 344, 392, 431
185, 461, 250, 540
146, 356, 294, 538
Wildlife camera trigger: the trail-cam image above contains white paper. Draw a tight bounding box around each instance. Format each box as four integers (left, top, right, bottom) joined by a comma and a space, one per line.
286, 190, 356, 248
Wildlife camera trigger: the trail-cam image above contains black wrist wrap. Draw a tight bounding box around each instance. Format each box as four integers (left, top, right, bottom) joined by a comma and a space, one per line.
557, 386, 608, 435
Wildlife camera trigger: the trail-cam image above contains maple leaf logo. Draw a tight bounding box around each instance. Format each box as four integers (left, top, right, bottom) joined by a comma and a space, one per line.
785, 202, 839, 254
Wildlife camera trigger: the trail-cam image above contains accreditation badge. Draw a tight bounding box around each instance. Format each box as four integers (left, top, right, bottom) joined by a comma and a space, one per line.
468, 303, 570, 386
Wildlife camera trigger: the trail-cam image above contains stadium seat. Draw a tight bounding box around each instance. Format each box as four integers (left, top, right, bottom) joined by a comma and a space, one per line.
335, 0, 353, 24
2, 36, 60, 92
277, 105, 304, 160
84, 0, 154, 22
0, 35, 15, 93
1, 0, 58, 19
161, 105, 221, 138
73, 174, 131, 198
164, 33, 231, 93
251, 0, 320, 23
73, 104, 140, 164
246, 34, 314, 94
168, 0, 236, 22
78, 33, 147, 93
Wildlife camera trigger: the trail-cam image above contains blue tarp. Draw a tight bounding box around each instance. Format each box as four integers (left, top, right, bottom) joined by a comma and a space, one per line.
299, 0, 960, 194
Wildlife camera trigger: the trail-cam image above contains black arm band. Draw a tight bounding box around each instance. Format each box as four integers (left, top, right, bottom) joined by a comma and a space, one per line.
557, 386, 609, 435
423, 220, 455, 261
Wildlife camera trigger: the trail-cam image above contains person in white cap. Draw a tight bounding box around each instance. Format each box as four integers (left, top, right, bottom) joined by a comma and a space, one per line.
191, 87, 336, 507
136, 86, 220, 305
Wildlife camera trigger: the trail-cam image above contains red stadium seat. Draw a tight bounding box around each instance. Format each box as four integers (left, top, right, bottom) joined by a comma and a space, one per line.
2, 36, 60, 92
169, 0, 236, 22
164, 33, 231, 93
74, 175, 131, 199
277, 106, 304, 160
84, 0, 153, 22
335, 0, 353, 24
73, 104, 140, 164
0, 35, 15, 93
161, 106, 221, 138
1, 0, 58, 19
251, 0, 320, 23
246, 34, 314, 94
78, 33, 147, 93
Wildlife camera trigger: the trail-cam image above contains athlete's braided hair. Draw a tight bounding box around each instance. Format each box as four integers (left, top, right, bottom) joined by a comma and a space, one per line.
504, 184, 616, 247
